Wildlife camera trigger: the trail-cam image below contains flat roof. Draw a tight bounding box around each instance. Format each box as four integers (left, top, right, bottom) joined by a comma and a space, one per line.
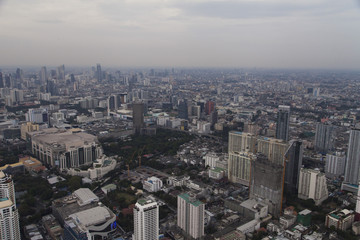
0, 199, 13, 208
74, 188, 99, 205
299, 209, 311, 215
178, 193, 204, 207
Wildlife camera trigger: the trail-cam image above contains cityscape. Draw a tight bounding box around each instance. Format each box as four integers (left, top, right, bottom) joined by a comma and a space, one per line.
1, 1, 360, 240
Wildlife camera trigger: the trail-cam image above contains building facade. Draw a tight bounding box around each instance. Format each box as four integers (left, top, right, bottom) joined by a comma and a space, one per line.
0, 171, 21, 240
298, 168, 328, 205
276, 105, 290, 141
314, 123, 336, 153
132, 102, 144, 135
325, 152, 346, 178
177, 193, 205, 239
344, 129, 360, 185
133, 199, 159, 240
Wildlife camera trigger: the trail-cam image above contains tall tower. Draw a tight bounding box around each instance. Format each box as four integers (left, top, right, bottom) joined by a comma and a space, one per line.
40, 66, 47, 84
344, 129, 360, 186
132, 102, 144, 135
133, 199, 159, 240
96, 64, 102, 82
177, 193, 204, 239
314, 123, 336, 153
284, 140, 303, 194
57, 64, 65, 82
0, 171, 20, 240
276, 105, 290, 141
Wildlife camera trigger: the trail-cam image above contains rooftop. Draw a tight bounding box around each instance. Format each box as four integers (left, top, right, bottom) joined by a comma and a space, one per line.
178, 193, 204, 207
69, 206, 112, 227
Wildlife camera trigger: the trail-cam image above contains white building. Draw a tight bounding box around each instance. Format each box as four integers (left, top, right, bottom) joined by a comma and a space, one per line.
298, 168, 328, 205
26, 108, 48, 123
133, 199, 159, 240
177, 193, 205, 239
209, 167, 225, 180
143, 177, 163, 192
325, 209, 354, 231
325, 152, 346, 178
0, 171, 21, 240
204, 153, 219, 168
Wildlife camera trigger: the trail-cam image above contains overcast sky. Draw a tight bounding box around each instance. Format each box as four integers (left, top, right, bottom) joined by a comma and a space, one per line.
0, 0, 359, 69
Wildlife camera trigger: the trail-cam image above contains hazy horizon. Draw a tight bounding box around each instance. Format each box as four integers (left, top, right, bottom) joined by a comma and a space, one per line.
1, 0, 360, 69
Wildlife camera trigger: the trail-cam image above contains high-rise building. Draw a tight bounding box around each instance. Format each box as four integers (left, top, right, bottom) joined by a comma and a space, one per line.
205, 100, 215, 115
298, 168, 328, 206
57, 64, 65, 82
178, 100, 188, 120
132, 102, 144, 135
344, 129, 360, 186
249, 154, 284, 218
325, 152, 346, 178
0, 72, 3, 88
40, 66, 47, 84
26, 108, 48, 123
228, 151, 256, 186
96, 64, 102, 82
133, 199, 159, 240
257, 137, 288, 166
276, 105, 290, 141
228, 131, 256, 153
177, 193, 204, 239
0, 171, 21, 240
284, 140, 303, 194
314, 123, 336, 153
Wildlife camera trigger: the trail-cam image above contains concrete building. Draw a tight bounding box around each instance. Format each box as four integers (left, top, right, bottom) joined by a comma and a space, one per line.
298, 168, 328, 206
143, 177, 163, 192
276, 105, 290, 141
257, 136, 288, 166
314, 123, 336, 153
132, 102, 144, 135
177, 193, 205, 239
21, 122, 39, 140
239, 198, 268, 220
209, 167, 225, 180
133, 199, 159, 240
325, 152, 346, 178
325, 209, 354, 231
228, 151, 255, 186
26, 108, 48, 124
30, 128, 103, 169
344, 129, 360, 186
249, 154, 284, 218
228, 131, 256, 153
204, 153, 219, 169
0, 171, 20, 240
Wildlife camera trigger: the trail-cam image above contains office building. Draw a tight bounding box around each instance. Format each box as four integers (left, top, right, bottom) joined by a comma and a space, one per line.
325, 209, 354, 231
40, 66, 47, 84
178, 99, 188, 120
177, 193, 205, 239
249, 154, 284, 218
314, 123, 336, 153
298, 168, 328, 205
276, 105, 290, 141
20, 122, 39, 140
96, 64, 102, 82
0, 171, 21, 240
26, 108, 48, 124
57, 64, 65, 82
30, 128, 103, 169
133, 199, 159, 240
228, 151, 255, 186
205, 100, 215, 115
284, 140, 303, 193
325, 152, 346, 178
132, 102, 144, 134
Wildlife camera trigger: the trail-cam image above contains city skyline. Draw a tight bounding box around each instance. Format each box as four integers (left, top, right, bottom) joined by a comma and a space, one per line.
0, 0, 360, 69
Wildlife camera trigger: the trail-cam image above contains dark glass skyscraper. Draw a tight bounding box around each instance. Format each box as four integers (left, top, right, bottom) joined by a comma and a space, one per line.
276, 105, 290, 141
133, 102, 144, 135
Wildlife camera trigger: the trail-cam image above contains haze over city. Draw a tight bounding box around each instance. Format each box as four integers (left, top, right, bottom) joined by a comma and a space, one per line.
1, 0, 360, 69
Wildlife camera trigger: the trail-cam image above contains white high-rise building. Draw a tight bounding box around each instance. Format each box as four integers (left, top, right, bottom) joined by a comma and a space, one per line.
0, 171, 20, 240
344, 129, 360, 185
325, 152, 346, 178
177, 193, 205, 239
133, 199, 159, 240
298, 168, 328, 206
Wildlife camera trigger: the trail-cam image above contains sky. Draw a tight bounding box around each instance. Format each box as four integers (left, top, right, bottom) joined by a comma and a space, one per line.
0, 0, 360, 69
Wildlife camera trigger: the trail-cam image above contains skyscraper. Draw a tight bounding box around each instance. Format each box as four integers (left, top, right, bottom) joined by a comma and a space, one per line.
284, 140, 303, 193
0, 72, 3, 88
0, 171, 21, 240
57, 64, 65, 82
133, 199, 159, 240
314, 123, 336, 153
298, 168, 328, 206
177, 193, 204, 239
276, 105, 290, 141
205, 100, 215, 115
178, 99, 188, 120
96, 64, 102, 82
132, 102, 144, 135
344, 129, 360, 186
40, 66, 47, 84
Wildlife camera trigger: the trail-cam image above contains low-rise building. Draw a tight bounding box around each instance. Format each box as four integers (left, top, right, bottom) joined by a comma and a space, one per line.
325, 209, 354, 231
209, 167, 225, 180
143, 176, 163, 192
